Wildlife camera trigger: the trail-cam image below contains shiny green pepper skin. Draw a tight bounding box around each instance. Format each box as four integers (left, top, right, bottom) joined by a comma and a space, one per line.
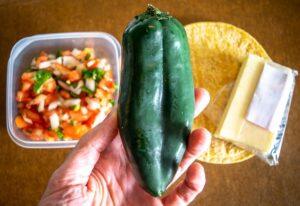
118, 5, 195, 196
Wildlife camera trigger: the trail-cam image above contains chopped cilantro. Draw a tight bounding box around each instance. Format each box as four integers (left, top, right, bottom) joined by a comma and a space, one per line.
56, 49, 62, 58
70, 120, 76, 126
109, 99, 115, 106
24, 67, 32, 72
56, 84, 61, 91
85, 53, 91, 60
81, 85, 94, 95
82, 69, 105, 82
33, 70, 52, 94
71, 82, 78, 87
55, 128, 64, 140
70, 104, 81, 111
114, 84, 119, 90
70, 92, 80, 98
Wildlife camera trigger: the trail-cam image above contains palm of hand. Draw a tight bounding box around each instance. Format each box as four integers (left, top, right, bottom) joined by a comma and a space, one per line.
39, 88, 210, 206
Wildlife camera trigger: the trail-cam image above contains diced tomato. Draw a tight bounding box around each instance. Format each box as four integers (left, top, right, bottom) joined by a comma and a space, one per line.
16, 91, 32, 102
85, 59, 99, 69
62, 50, 72, 56
21, 109, 42, 123
104, 69, 113, 80
45, 93, 59, 105
76, 48, 95, 60
21, 81, 33, 92
63, 124, 89, 139
60, 90, 71, 99
53, 63, 71, 75
29, 94, 47, 105
40, 51, 48, 57
35, 52, 48, 67
84, 111, 99, 127
98, 78, 114, 93
43, 79, 56, 93
43, 108, 65, 123
23, 127, 44, 141
65, 70, 81, 82
44, 130, 58, 141
68, 110, 92, 122
15, 116, 30, 128
21, 72, 35, 82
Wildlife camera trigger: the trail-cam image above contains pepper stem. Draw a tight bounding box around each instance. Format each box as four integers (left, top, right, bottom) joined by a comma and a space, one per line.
146, 4, 162, 16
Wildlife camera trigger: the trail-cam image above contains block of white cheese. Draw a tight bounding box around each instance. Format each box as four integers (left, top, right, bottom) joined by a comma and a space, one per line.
214, 54, 276, 154
246, 62, 295, 132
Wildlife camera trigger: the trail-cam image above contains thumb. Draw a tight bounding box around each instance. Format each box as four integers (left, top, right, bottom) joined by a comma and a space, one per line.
52, 109, 118, 183
75, 109, 118, 153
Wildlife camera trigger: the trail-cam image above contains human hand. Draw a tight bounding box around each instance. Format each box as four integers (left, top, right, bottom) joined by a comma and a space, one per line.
39, 88, 211, 206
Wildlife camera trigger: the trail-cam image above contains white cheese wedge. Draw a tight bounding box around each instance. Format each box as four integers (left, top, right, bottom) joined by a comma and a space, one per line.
214, 54, 275, 154
246, 62, 294, 132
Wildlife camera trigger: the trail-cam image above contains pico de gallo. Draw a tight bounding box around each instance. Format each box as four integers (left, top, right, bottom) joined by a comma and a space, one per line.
15, 48, 117, 141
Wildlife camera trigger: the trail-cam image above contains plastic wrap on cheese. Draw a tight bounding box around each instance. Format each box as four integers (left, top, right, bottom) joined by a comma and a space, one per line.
214, 54, 297, 165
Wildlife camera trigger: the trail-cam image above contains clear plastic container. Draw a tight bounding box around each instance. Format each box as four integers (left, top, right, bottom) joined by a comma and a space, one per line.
6, 32, 121, 148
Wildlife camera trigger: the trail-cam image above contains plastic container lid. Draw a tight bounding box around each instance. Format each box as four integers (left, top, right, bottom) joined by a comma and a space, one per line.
6, 32, 121, 148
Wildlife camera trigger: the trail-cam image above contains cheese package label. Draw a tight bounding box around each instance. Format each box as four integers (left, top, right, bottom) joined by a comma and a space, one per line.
246, 62, 294, 132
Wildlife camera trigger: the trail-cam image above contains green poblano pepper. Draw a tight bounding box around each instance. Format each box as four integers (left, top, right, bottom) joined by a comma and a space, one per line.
118, 5, 195, 196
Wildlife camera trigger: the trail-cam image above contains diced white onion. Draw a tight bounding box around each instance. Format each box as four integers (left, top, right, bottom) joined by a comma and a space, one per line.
31, 58, 36, 66
53, 70, 61, 76
104, 64, 111, 71
97, 58, 107, 69
39, 61, 51, 69
87, 60, 95, 67
56, 56, 80, 68
62, 99, 81, 107
76, 63, 86, 71
58, 80, 83, 95
49, 113, 60, 129
91, 111, 106, 128
101, 84, 110, 92
48, 101, 61, 111
86, 98, 100, 110
81, 106, 88, 115
38, 99, 45, 112
48, 54, 55, 60
61, 113, 70, 121
23, 115, 33, 124
85, 78, 95, 91
71, 48, 82, 57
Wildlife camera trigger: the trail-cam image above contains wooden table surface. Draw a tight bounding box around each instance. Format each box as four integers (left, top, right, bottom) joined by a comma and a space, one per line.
1, 0, 299, 205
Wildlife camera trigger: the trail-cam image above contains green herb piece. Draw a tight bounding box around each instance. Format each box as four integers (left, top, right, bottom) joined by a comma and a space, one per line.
109, 99, 115, 106
47, 127, 52, 131
70, 92, 80, 98
56, 84, 61, 91
24, 67, 32, 72
85, 53, 91, 60
71, 82, 78, 88
33, 70, 52, 94
70, 120, 76, 126
82, 69, 106, 82
70, 104, 81, 111
55, 128, 64, 140
114, 84, 119, 90
81, 85, 94, 95
56, 49, 62, 58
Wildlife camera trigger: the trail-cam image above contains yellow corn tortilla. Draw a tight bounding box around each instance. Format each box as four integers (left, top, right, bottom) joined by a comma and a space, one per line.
185, 22, 270, 164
